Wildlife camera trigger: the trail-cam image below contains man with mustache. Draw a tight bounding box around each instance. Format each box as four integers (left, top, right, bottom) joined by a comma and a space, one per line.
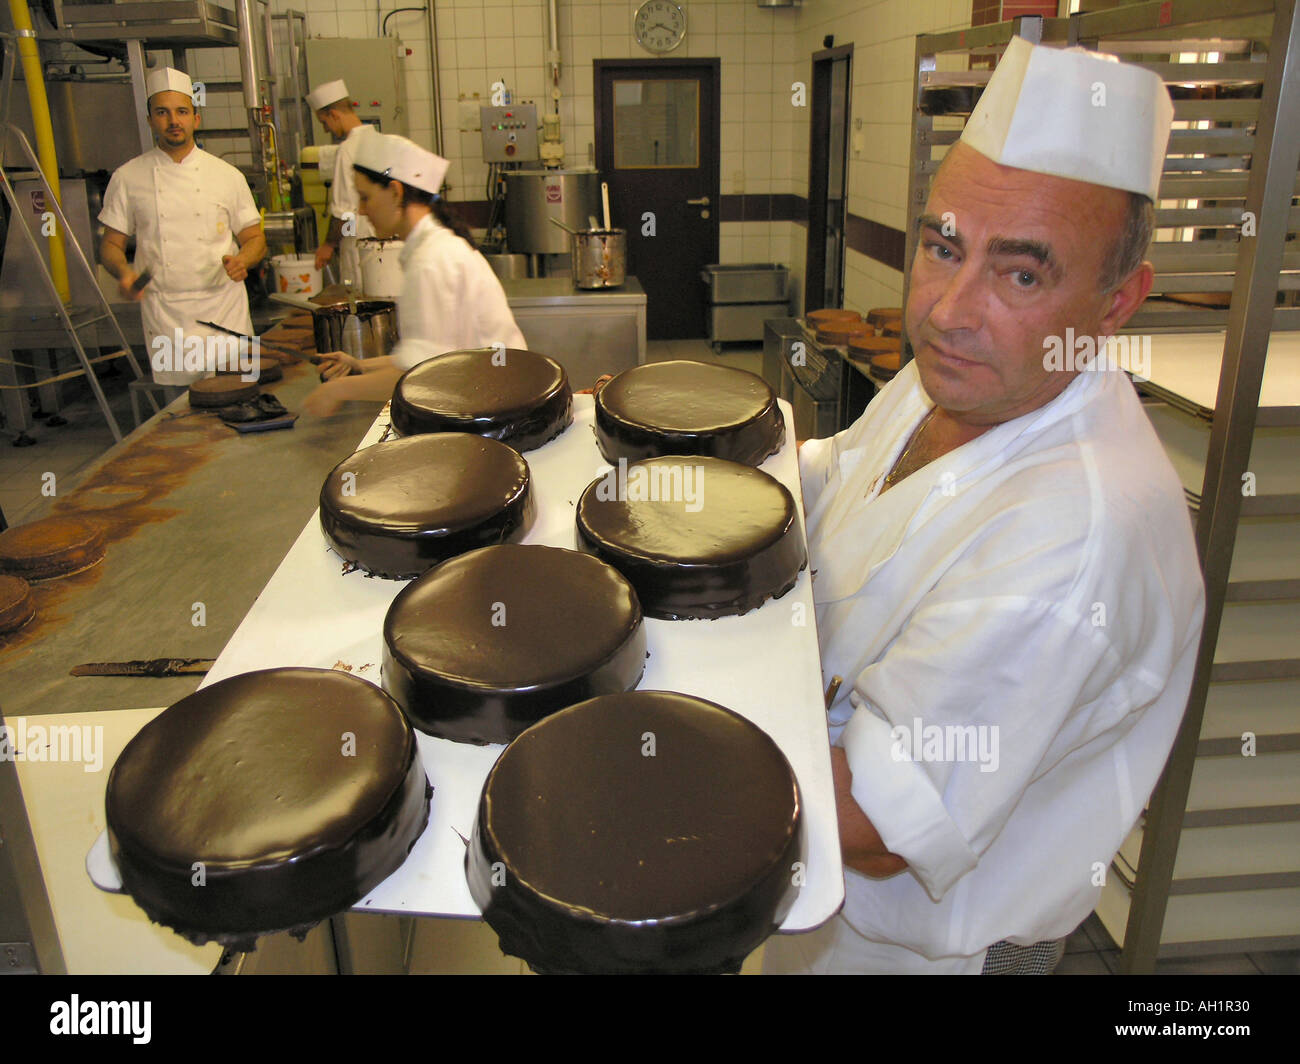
765, 38, 1205, 974
99, 68, 265, 392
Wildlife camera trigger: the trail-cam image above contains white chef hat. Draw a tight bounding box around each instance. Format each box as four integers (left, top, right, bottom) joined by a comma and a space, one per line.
145, 67, 194, 102
354, 133, 450, 195
306, 79, 350, 112
960, 36, 1173, 201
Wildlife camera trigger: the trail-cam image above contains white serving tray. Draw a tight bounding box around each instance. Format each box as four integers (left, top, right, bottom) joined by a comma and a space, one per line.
89, 395, 843, 932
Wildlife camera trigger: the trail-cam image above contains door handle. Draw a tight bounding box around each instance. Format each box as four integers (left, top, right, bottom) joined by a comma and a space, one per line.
685, 196, 710, 207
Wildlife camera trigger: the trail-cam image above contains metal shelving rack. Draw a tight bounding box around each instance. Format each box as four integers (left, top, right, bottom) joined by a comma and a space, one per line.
905, 0, 1300, 971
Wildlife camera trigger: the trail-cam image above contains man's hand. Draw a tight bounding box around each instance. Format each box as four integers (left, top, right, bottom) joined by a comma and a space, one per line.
222, 254, 249, 283
317, 351, 360, 380
116, 271, 146, 303
832, 746, 909, 878
315, 243, 336, 271
302, 379, 345, 417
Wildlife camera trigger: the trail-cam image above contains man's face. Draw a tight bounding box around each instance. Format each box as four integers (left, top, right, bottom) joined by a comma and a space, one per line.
317, 107, 345, 141
905, 142, 1132, 426
148, 91, 199, 151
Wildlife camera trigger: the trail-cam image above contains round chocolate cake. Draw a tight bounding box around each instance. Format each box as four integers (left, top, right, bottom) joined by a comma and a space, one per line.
382, 544, 645, 745
390, 348, 572, 452
0, 574, 35, 634
320, 434, 534, 579
467, 690, 804, 974
576, 456, 807, 619
595, 360, 785, 466
106, 668, 431, 949
0, 516, 105, 580
188, 376, 259, 408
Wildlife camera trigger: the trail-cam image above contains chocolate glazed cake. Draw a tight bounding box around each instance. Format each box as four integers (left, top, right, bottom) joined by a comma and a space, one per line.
382, 544, 646, 745
467, 690, 804, 974
320, 433, 534, 579
594, 360, 785, 466
106, 668, 431, 950
390, 348, 573, 452
576, 456, 807, 619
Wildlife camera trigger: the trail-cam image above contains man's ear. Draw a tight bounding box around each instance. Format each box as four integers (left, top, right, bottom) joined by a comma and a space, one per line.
1100, 261, 1154, 336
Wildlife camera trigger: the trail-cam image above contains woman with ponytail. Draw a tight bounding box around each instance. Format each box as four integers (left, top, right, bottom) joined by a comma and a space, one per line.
304, 134, 525, 415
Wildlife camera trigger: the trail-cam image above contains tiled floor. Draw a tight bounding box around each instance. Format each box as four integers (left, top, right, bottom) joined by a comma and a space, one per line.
0, 362, 139, 528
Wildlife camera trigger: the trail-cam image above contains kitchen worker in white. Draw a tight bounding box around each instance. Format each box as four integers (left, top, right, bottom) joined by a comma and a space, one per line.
306, 79, 377, 287
302, 134, 525, 417
763, 38, 1205, 974
99, 67, 265, 389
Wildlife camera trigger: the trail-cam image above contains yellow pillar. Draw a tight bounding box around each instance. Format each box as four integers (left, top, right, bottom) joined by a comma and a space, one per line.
8, 0, 71, 303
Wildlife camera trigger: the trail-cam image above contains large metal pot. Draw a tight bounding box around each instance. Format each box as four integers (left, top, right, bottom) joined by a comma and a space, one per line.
311, 298, 400, 359
570, 228, 626, 289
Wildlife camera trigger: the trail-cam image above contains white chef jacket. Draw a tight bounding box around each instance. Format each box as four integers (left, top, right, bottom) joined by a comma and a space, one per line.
329, 123, 377, 289
390, 213, 526, 369
765, 360, 1204, 974
99, 147, 261, 385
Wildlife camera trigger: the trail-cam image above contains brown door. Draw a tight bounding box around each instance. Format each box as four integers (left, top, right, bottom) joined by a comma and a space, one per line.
595, 59, 719, 340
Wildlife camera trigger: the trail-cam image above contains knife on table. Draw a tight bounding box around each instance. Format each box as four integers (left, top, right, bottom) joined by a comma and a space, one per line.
70, 658, 215, 678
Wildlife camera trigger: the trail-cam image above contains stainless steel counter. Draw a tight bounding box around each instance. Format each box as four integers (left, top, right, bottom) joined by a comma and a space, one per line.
503, 277, 647, 386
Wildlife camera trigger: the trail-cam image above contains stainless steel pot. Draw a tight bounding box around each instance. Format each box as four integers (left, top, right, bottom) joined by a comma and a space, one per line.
549, 217, 627, 289
311, 299, 400, 359
571, 229, 627, 289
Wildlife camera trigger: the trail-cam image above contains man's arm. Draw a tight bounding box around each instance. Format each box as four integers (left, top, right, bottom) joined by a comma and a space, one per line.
832, 747, 908, 877
99, 228, 144, 302
223, 223, 266, 282
315, 216, 345, 270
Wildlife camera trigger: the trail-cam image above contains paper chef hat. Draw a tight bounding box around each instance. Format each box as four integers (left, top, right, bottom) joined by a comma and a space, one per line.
306, 79, 350, 112
145, 67, 194, 101
960, 36, 1173, 201
354, 134, 450, 195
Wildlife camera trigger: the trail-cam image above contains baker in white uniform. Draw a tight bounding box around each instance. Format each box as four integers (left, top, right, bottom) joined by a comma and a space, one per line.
763, 38, 1205, 974
302, 134, 525, 417
99, 68, 265, 389
306, 79, 377, 288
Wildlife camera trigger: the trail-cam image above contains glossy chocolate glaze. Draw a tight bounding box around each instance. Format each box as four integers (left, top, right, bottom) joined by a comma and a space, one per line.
0, 574, 34, 633
0, 516, 105, 579
106, 668, 431, 948
320, 433, 534, 579
576, 456, 807, 619
188, 376, 259, 408
466, 690, 804, 974
390, 348, 573, 452
594, 360, 785, 467
382, 544, 646, 745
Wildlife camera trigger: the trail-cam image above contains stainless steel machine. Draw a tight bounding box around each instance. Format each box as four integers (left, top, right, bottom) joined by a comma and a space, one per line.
503, 168, 601, 276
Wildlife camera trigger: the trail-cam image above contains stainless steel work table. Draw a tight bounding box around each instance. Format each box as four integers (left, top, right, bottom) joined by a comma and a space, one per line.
503, 276, 647, 384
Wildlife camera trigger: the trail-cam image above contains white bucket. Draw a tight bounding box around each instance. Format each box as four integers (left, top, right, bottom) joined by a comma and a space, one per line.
358, 238, 405, 298
272, 254, 321, 295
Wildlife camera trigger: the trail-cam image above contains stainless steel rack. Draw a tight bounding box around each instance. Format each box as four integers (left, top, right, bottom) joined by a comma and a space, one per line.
906, 0, 1300, 971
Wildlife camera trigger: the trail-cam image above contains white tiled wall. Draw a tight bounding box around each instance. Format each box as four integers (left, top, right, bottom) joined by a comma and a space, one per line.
172, 0, 972, 312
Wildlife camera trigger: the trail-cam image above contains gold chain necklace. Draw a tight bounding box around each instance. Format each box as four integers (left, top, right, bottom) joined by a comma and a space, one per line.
883, 407, 938, 488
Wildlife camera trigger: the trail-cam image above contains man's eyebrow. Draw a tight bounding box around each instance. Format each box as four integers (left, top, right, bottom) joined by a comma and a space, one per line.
987, 236, 1060, 278
917, 213, 962, 251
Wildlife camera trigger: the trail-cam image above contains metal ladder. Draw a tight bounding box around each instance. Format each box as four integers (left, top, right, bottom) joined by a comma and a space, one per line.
0, 34, 157, 443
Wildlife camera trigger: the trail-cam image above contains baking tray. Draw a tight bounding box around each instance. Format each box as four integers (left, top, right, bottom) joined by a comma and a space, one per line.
88, 395, 843, 934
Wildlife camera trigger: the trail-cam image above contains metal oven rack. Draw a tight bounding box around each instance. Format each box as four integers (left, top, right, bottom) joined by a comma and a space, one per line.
906, 0, 1300, 971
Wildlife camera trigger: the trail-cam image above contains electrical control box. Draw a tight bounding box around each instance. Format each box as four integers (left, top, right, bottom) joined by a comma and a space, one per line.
480, 103, 539, 162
